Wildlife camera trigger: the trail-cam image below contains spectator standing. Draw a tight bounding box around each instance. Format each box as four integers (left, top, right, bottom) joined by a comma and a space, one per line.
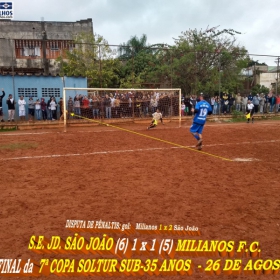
264, 93, 270, 113
210, 96, 215, 111
0, 88, 6, 122
74, 95, 81, 118
6, 94, 16, 122
50, 97, 57, 120
241, 95, 248, 113
28, 97, 35, 121
235, 93, 242, 111
259, 94, 265, 114
91, 96, 100, 119
150, 96, 158, 113
213, 96, 218, 115
252, 94, 260, 113
40, 98, 47, 121
228, 95, 235, 113
35, 98, 41, 120
82, 96, 90, 117
275, 94, 280, 112
67, 97, 74, 119
104, 94, 112, 119
181, 102, 186, 116
222, 93, 229, 114
47, 96, 52, 120
247, 92, 253, 102
114, 96, 120, 118
18, 96, 26, 121
270, 94, 276, 112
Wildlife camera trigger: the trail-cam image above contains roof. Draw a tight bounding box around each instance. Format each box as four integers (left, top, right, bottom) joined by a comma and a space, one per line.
268, 66, 280, 73
0, 72, 86, 78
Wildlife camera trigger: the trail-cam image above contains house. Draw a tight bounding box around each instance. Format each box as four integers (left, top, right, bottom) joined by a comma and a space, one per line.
241, 64, 279, 91
0, 74, 87, 120
0, 18, 93, 75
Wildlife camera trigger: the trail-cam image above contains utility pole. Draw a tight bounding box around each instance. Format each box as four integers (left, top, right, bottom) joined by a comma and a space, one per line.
98, 45, 102, 88
10, 39, 15, 96
276, 57, 279, 97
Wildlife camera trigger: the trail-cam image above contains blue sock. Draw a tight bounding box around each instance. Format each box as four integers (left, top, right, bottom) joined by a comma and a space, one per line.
192, 133, 200, 140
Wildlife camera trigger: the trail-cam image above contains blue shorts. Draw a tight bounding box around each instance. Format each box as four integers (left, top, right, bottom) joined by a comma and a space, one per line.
190, 123, 204, 134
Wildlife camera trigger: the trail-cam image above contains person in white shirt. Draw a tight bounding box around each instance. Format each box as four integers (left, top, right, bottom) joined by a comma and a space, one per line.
246, 100, 255, 124
147, 109, 164, 129
18, 96, 26, 121
50, 97, 57, 120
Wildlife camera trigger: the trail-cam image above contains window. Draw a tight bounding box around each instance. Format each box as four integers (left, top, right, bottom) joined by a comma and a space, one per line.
42, 88, 61, 98
18, 88, 38, 98
15, 40, 42, 58
22, 46, 41, 57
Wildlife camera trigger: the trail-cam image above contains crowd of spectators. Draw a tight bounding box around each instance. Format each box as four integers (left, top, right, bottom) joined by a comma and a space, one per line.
66, 91, 179, 120
182, 91, 280, 116
1, 89, 280, 122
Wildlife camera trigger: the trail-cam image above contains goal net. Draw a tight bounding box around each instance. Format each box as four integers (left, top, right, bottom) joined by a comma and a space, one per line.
62, 88, 182, 132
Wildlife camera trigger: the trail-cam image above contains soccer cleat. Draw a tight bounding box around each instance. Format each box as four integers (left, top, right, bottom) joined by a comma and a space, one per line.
196, 139, 203, 147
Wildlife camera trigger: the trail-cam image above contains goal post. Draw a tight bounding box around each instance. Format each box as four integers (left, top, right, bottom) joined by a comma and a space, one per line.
63, 87, 182, 132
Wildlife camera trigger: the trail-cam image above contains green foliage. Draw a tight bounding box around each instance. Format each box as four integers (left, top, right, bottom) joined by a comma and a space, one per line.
251, 84, 269, 95
58, 29, 250, 92
57, 33, 121, 87
169, 27, 249, 95
0, 126, 17, 132
247, 59, 267, 67
232, 109, 245, 119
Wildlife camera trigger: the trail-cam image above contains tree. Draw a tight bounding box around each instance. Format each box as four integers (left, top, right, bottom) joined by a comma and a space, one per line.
118, 35, 167, 88
57, 32, 121, 88
118, 34, 151, 60
167, 27, 249, 95
247, 59, 267, 67
251, 84, 269, 95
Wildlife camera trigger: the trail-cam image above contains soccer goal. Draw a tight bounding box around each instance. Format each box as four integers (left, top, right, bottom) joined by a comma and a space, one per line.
62, 87, 182, 132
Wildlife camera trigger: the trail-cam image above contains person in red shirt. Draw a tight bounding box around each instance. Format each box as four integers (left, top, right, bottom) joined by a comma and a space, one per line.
275, 94, 280, 113
81, 96, 90, 118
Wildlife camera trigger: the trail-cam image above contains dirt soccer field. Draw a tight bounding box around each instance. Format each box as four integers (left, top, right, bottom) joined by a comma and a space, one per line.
0, 119, 280, 280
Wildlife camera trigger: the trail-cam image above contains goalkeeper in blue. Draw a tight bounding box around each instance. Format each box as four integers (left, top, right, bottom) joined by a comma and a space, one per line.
190, 93, 212, 150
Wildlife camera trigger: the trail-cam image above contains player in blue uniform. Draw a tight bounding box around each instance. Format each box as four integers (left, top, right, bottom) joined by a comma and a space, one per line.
190, 93, 212, 150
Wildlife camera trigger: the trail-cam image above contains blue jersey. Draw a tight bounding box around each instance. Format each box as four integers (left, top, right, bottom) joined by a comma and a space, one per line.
193, 100, 212, 125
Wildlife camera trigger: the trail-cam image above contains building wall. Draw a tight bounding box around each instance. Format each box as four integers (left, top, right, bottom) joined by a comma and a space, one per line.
0, 75, 87, 119
0, 19, 93, 75
259, 73, 275, 89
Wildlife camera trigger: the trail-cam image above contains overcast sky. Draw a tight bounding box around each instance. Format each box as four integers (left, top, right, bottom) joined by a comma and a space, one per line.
12, 0, 280, 65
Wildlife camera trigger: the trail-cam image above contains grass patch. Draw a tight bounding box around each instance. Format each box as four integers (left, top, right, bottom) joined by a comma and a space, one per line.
269, 116, 280, 121
0, 142, 38, 150
0, 127, 17, 132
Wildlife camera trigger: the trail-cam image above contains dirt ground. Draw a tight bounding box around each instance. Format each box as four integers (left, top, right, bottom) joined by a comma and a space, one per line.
0, 119, 280, 279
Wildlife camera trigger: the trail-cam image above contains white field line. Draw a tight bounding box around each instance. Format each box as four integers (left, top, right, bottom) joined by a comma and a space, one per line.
1, 139, 279, 161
